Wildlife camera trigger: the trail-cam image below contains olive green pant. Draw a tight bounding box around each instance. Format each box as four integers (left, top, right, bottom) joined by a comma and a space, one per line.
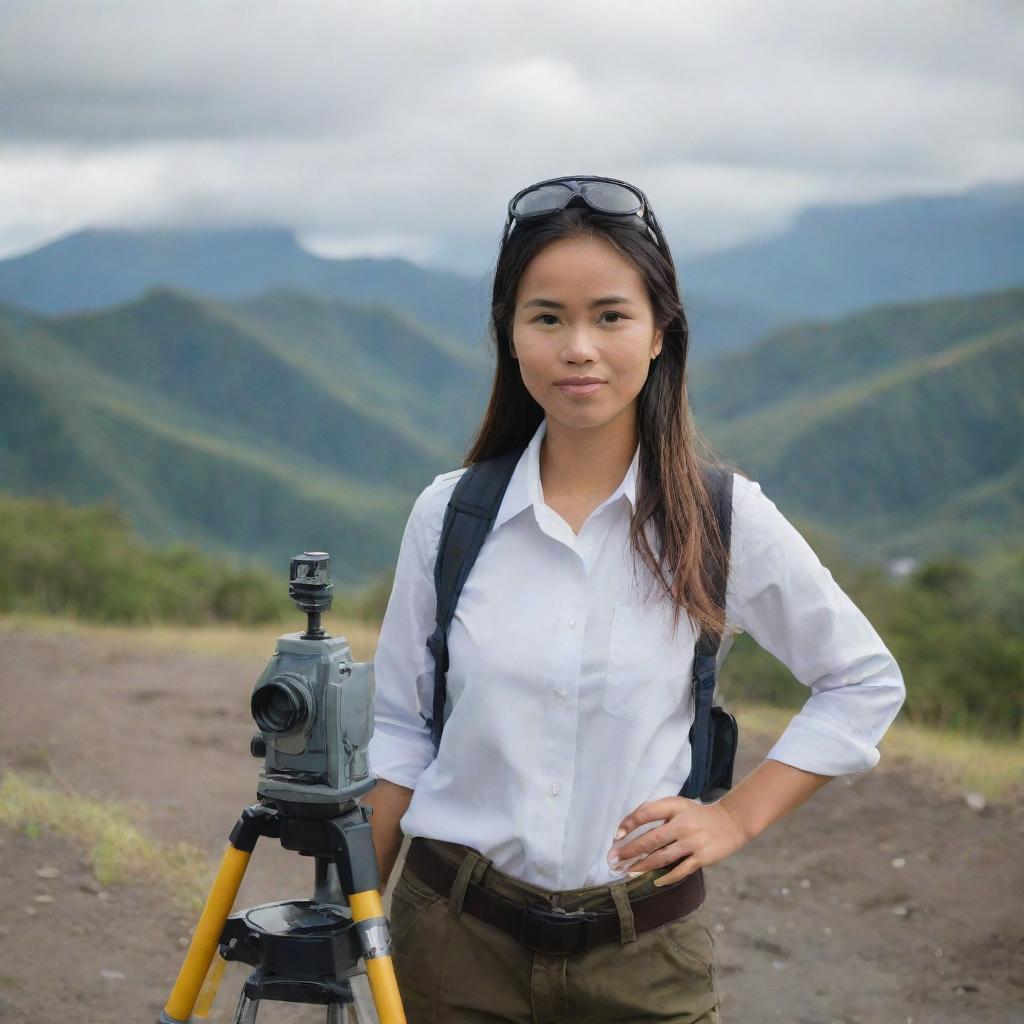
389, 838, 721, 1023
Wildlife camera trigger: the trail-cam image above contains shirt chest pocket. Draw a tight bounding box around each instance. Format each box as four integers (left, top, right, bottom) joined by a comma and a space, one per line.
602, 604, 693, 723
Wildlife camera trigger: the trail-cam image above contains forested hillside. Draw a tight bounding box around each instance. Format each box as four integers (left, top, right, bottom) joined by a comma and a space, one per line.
2, 281, 1020, 579
692, 287, 1024, 559
0, 288, 490, 583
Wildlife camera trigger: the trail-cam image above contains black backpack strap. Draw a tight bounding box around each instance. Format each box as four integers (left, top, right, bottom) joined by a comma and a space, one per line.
425, 448, 524, 755
680, 464, 735, 799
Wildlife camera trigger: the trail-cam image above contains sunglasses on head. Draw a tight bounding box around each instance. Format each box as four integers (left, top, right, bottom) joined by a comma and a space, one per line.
503, 174, 665, 250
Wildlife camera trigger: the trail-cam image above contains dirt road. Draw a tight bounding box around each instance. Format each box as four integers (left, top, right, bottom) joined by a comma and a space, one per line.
0, 622, 1021, 1023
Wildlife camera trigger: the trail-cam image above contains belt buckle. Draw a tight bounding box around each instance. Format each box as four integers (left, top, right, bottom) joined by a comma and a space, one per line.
518, 904, 598, 956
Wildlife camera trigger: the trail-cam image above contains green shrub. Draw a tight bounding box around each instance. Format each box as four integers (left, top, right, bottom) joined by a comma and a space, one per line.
719, 548, 1024, 741
0, 492, 291, 626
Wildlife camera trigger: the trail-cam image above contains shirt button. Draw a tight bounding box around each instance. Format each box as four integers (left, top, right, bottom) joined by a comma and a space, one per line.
551, 782, 561, 796
568, 618, 577, 629
553, 687, 567, 704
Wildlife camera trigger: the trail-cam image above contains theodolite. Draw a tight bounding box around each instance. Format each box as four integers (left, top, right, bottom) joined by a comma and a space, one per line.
158, 551, 405, 1024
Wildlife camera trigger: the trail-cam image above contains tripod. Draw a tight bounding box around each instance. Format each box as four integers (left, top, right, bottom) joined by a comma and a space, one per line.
160, 796, 403, 1023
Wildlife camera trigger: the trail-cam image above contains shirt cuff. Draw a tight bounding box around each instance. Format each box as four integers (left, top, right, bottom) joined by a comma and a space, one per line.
368, 723, 435, 791
764, 711, 883, 777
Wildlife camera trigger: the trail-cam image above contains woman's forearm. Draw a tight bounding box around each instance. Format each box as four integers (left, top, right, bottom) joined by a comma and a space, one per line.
717, 758, 834, 843
361, 778, 414, 890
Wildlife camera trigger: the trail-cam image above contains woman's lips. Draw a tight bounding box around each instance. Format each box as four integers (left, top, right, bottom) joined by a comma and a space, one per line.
556, 381, 605, 397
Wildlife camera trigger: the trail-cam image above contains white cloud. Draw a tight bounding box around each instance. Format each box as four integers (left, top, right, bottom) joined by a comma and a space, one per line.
0, 0, 1021, 270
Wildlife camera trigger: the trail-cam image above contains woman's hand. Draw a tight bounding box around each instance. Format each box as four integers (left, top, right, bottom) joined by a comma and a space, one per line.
607, 796, 751, 887
361, 779, 414, 891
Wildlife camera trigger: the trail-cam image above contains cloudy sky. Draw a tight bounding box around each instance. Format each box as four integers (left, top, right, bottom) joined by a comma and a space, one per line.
2, 0, 1022, 273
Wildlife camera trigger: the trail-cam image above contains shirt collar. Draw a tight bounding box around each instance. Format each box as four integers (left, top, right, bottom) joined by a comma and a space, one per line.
492, 416, 639, 532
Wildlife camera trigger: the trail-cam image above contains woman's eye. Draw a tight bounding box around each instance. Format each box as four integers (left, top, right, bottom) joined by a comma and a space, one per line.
532, 312, 626, 325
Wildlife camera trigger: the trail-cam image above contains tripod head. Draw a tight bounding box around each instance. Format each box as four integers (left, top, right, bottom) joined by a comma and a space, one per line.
250, 551, 375, 811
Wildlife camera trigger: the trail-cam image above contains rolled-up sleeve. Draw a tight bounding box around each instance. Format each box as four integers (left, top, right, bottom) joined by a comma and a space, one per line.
367, 487, 439, 790
726, 476, 907, 777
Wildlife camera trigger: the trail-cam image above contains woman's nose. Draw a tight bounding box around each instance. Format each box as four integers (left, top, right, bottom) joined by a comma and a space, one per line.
561, 326, 600, 362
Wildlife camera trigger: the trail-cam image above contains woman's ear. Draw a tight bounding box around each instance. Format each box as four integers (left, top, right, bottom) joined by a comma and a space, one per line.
651, 328, 663, 360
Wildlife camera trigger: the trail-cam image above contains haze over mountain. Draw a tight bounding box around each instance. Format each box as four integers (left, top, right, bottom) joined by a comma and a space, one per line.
685, 181, 1024, 320
0, 227, 491, 355
0, 225, 784, 359
2, 182, 1019, 359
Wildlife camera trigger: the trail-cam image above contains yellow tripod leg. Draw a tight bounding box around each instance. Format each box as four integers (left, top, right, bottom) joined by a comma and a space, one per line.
349, 889, 406, 1024
162, 845, 252, 1023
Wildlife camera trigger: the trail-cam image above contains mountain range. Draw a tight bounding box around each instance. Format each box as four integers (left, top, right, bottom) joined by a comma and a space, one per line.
0, 287, 488, 582
685, 181, 1024, 320
3, 181, 1020, 359
0, 226, 491, 357
1, 279, 1020, 580
692, 287, 1024, 559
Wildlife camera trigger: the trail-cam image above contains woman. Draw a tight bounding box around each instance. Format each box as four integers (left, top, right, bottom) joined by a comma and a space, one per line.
364, 174, 906, 1022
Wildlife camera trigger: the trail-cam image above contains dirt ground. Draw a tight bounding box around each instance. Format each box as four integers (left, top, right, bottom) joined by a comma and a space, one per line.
0, 622, 1021, 1024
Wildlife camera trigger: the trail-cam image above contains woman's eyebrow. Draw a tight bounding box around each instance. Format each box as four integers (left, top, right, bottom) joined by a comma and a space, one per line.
523, 296, 636, 309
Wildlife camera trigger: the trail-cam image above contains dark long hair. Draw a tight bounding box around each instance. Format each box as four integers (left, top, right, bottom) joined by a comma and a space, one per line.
464, 204, 735, 641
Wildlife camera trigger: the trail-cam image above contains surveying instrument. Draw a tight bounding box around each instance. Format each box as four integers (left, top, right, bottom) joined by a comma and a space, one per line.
159, 552, 406, 1024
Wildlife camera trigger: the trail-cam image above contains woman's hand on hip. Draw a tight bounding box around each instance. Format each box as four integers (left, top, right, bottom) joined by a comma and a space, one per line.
607, 796, 750, 887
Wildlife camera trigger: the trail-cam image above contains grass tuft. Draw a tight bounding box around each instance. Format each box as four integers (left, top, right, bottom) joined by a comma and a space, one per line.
0, 772, 211, 911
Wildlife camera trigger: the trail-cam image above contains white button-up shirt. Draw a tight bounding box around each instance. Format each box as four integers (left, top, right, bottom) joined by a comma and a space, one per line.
368, 416, 906, 890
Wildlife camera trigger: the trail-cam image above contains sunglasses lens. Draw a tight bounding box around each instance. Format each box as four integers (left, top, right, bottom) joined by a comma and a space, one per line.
506, 179, 655, 245
511, 183, 576, 218
579, 181, 642, 215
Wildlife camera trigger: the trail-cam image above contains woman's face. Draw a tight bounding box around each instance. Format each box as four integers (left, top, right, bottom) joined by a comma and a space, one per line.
511, 233, 662, 435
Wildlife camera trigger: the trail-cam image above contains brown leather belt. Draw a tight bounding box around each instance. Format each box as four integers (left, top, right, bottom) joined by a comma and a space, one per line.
403, 837, 705, 957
